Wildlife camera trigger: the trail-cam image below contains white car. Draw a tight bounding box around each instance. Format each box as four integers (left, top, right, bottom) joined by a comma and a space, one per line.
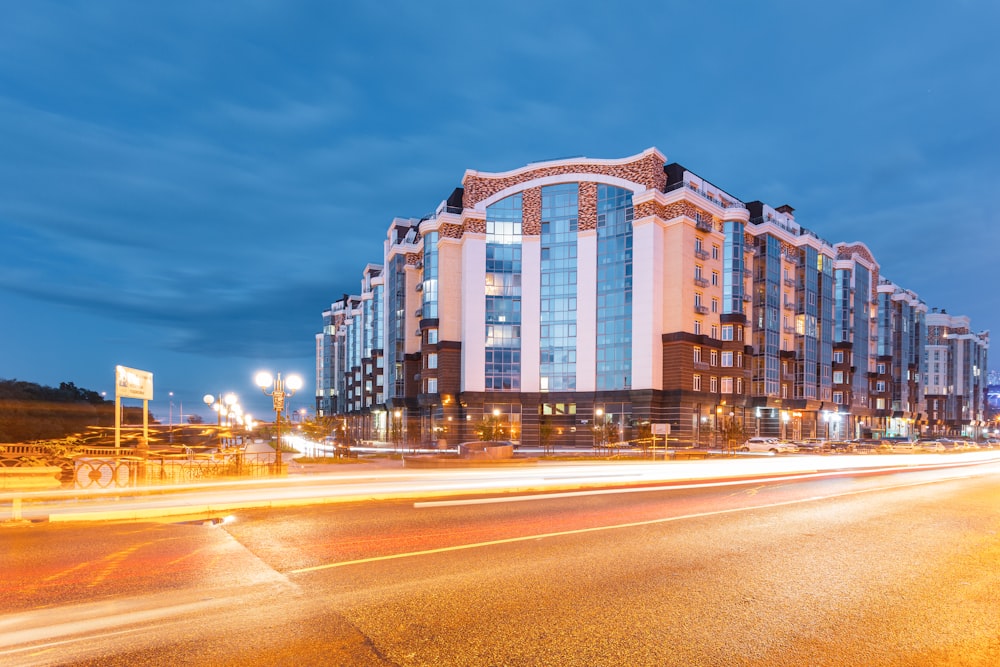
740, 437, 796, 454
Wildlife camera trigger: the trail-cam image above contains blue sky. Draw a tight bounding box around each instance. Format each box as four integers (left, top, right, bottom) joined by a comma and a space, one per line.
1, 1, 997, 421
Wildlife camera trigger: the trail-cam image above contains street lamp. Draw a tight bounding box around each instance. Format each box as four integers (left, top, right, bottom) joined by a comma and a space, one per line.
203, 392, 237, 449
255, 371, 303, 473
393, 409, 402, 451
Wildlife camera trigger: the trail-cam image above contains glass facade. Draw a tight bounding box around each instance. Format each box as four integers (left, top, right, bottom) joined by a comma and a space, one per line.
386, 254, 407, 399
485, 194, 523, 390
421, 231, 439, 319
540, 184, 579, 391
753, 235, 781, 396
596, 184, 633, 390
723, 220, 745, 313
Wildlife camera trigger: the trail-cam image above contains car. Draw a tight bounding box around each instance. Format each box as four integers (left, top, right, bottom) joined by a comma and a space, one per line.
890, 441, 917, 453
794, 438, 826, 453
915, 440, 945, 452
740, 437, 796, 454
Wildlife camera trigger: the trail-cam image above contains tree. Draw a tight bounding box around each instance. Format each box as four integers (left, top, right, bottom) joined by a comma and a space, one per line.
187, 414, 205, 424
476, 413, 504, 442
717, 416, 747, 456
538, 417, 555, 455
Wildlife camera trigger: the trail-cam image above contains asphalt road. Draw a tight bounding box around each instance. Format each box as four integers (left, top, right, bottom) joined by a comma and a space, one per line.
2, 460, 999, 666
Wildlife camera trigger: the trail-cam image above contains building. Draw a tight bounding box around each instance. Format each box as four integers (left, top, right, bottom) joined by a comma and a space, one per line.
315, 148, 989, 447
924, 310, 990, 438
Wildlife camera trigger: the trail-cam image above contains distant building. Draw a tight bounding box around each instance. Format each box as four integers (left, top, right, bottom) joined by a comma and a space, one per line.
316, 148, 990, 446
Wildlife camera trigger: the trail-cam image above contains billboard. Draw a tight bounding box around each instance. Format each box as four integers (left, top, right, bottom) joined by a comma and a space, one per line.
116, 365, 153, 400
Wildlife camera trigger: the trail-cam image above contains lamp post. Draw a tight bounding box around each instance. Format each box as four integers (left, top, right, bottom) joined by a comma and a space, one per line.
255, 371, 303, 473
204, 392, 237, 449
393, 409, 402, 451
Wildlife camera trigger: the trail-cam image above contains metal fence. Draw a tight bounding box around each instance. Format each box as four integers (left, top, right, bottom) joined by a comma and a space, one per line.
2, 444, 279, 489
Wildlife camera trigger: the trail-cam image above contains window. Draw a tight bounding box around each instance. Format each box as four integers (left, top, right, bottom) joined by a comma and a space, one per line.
833, 391, 843, 404
875, 381, 886, 392
693, 346, 702, 363
736, 325, 743, 341
710, 350, 718, 366
782, 384, 788, 398
711, 297, 719, 313
426, 353, 438, 370
876, 398, 885, 410
721, 377, 733, 394
693, 374, 702, 391
712, 244, 720, 260
833, 371, 843, 384
721, 351, 733, 367
721, 325, 733, 341
695, 264, 704, 280
426, 378, 438, 393
427, 328, 439, 344
710, 325, 718, 339
710, 376, 718, 393
711, 271, 719, 286
833, 351, 843, 363
737, 353, 743, 368
736, 378, 743, 394
694, 320, 702, 335
877, 362, 886, 374
694, 292, 703, 308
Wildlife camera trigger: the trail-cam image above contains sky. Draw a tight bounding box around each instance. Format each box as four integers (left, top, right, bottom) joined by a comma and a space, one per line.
1, 0, 998, 422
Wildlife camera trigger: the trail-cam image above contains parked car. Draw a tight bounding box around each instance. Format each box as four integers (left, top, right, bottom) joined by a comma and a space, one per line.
915, 440, 945, 452
794, 438, 826, 453
740, 437, 796, 454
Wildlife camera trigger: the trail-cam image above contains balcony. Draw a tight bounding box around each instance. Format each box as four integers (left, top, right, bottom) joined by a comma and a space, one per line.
783, 277, 795, 287
694, 248, 710, 260
664, 180, 747, 212
694, 277, 709, 288
695, 218, 714, 233
783, 301, 794, 310
694, 305, 709, 315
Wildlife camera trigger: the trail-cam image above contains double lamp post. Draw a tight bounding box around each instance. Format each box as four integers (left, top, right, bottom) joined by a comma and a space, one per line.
255, 371, 303, 473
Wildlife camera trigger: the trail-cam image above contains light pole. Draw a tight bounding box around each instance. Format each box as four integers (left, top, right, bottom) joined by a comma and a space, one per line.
393, 409, 402, 451
204, 392, 237, 449
255, 371, 303, 474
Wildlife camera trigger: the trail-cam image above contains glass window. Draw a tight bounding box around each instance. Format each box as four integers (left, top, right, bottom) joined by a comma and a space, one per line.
693, 374, 701, 391
540, 183, 579, 391
485, 194, 523, 390
427, 353, 438, 370
596, 185, 634, 390
710, 350, 718, 366
426, 378, 438, 393
693, 346, 701, 363
710, 376, 718, 393
721, 351, 733, 367
721, 377, 733, 394
721, 325, 733, 341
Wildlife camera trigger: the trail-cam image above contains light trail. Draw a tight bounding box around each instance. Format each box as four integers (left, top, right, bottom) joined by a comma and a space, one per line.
289, 462, 995, 575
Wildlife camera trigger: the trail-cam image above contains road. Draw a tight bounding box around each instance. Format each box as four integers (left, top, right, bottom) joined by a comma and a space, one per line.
2, 457, 999, 665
